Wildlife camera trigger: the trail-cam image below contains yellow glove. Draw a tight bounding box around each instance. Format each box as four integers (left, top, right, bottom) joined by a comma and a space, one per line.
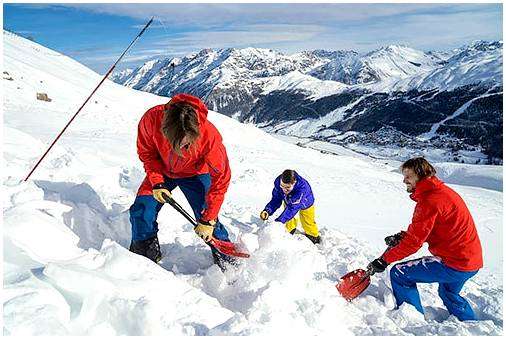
153, 183, 172, 203
194, 219, 216, 242
260, 210, 269, 220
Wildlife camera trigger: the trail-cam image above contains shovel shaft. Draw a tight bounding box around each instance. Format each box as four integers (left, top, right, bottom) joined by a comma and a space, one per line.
160, 192, 250, 258
162, 192, 198, 227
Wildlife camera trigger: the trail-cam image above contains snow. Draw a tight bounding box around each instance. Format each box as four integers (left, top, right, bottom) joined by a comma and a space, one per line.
356, 45, 443, 83
2, 31, 503, 335
263, 70, 348, 100
434, 162, 503, 192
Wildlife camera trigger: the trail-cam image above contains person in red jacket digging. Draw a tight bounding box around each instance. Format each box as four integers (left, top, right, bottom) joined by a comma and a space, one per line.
367, 157, 483, 321
129, 93, 234, 270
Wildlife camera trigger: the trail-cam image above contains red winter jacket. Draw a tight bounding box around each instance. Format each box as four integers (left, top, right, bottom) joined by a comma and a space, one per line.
135, 94, 231, 222
382, 176, 483, 272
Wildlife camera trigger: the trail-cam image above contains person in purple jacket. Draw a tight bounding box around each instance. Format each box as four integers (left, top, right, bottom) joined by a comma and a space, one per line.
260, 169, 321, 244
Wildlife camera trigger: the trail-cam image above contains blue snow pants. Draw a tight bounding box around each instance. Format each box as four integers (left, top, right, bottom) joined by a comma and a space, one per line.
129, 173, 230, 254
390, 256, 478, 321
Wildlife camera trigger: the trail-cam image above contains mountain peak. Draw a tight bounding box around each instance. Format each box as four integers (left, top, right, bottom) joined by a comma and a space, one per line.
196, 48, 215, 57
465, 40, 503, 52
365, 44, 416, 58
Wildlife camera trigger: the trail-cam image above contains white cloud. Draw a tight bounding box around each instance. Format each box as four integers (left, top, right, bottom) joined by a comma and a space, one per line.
151, 24, 327, 52
54, 3, 497, 27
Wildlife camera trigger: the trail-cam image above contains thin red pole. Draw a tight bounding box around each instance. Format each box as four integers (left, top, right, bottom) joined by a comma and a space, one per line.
24, 17, 154, 182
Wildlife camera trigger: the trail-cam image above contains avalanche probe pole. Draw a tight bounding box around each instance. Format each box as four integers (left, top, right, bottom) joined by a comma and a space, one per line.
23, 17, 154, 182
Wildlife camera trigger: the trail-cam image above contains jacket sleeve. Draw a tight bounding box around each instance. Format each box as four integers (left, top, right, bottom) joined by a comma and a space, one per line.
264, 184, 283, 215
275, 187, 305, 223
201, 130, 231, 221
137, 112, 164, 186
382, 201, 438, 264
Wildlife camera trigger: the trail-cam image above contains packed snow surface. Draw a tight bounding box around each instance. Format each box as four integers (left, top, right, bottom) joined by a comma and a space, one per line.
3, 31, 503, 335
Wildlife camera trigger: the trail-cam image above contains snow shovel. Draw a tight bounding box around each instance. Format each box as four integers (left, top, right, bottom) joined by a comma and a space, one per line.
161, 193, 250, 258
336, 247, 390, 301
336, 266, 375, 301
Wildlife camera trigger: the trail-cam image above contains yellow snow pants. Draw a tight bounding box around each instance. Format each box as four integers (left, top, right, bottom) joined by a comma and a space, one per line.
284, 204, 319, 237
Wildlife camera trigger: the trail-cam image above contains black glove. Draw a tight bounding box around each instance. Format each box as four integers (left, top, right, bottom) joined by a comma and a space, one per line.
384, 231, 406, 247
367, 258, 388, 274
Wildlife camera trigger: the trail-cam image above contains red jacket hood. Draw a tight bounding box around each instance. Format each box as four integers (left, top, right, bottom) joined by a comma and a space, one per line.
410, 176, 444, 202
165, 93, 208, 126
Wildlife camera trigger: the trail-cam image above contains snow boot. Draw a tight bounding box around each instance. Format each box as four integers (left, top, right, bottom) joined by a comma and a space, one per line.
129, 235, 162, 263
304, 234, 321, 245
289, 229, 321, 245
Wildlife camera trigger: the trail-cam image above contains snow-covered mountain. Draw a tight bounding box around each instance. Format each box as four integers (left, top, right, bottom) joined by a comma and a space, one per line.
3, 31, 503, 335
117, 47, 335, 95
114, 41, 503, 163
110, 67, 134, 84
310, 45, 444, 84
110, 47, 342, 121
386, 40, 503, 91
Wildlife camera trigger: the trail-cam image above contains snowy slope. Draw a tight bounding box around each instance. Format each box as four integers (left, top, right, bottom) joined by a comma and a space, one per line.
361, 45, 443, 80
373, 41, 503, 92
3, 31, 503, 335
262, 70, 349, 100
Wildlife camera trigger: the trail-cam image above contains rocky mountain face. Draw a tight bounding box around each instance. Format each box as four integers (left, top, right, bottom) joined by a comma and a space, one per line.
112, 41, 503, 163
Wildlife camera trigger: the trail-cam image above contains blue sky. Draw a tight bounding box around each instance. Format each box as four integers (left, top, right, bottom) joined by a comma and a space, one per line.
3, 3, 503, 74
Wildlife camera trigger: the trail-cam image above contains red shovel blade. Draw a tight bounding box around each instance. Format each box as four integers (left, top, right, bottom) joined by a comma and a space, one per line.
210, 238, 250, 258
336, 268, 371, 301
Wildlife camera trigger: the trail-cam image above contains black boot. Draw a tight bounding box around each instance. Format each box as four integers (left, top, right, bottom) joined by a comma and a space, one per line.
304, 234, 321, 245
129, 235, 162, 263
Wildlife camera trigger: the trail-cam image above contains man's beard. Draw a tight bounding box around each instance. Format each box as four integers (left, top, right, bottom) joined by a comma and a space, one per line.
406, 185, 414, 193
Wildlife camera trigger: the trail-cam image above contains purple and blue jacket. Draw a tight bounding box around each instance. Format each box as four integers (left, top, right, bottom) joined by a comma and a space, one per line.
264, 172, 315, 223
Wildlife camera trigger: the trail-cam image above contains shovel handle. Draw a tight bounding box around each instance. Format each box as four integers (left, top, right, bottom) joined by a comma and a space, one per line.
365, 246, 392, 277
366, 266, 375, 277
161, 192, 198, 227
160, 192, 250, 258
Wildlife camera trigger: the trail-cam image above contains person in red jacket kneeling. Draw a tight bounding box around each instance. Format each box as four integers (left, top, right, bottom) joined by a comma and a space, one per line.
367, 157, 483, 321
129, 93, 234, 270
